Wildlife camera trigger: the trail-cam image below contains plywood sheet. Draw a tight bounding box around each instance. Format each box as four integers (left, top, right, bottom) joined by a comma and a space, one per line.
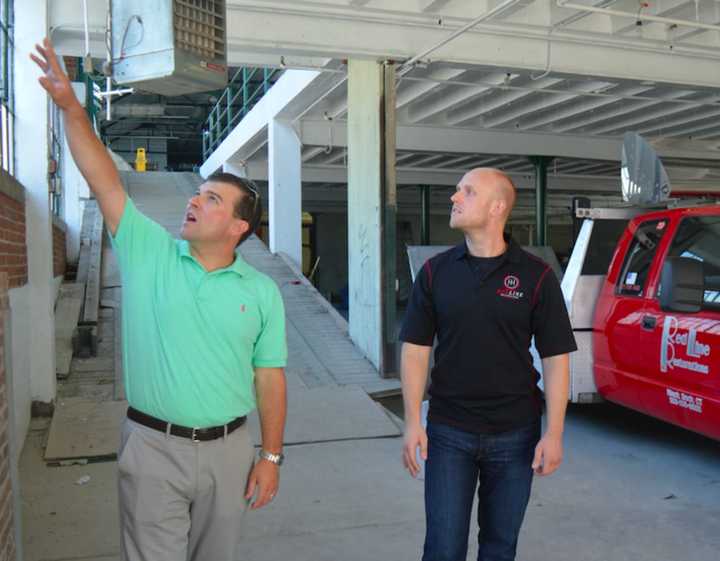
101, 246, 121, 289
55, 283, 85, 378
44, 398, 128, 464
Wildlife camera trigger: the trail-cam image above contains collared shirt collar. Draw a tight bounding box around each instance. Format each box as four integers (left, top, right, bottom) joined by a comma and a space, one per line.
178, 240, 250, 276
453, 233, 523, 263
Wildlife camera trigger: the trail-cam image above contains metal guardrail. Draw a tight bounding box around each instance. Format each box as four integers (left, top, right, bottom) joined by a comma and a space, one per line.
202, 67, 282, 159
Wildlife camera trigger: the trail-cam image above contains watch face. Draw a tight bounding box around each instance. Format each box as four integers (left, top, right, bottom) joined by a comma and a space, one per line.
261, 451, 284, 465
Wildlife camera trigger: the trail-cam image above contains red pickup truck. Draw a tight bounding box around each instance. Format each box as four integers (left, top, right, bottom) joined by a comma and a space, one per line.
571, 204, 720, 440
556, 133, 719, 440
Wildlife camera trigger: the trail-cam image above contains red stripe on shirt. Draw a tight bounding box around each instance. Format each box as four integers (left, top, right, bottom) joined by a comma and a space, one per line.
532, 266, 551, 308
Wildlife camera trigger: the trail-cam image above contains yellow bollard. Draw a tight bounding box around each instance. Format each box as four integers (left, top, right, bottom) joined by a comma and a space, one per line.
135, 148, 147, 172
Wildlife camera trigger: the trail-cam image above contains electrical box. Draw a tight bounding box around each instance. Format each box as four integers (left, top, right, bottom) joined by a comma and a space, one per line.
110, 0, 228, 96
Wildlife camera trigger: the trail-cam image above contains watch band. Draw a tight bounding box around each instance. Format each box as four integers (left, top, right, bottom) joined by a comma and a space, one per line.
259, 449, 284, 466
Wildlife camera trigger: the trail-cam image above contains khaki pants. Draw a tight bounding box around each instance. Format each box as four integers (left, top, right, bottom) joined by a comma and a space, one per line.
117, 417, 255, 561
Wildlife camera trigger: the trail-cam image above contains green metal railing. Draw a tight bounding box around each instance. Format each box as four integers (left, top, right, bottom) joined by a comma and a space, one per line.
202, 67, 282, 160
76, 59, 104, 128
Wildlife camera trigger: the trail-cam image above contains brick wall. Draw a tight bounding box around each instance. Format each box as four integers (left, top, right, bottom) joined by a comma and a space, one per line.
0, 183, 27, 289
52, 222, 67, 278
1, 169, 68, 283
0, 272, 16, 561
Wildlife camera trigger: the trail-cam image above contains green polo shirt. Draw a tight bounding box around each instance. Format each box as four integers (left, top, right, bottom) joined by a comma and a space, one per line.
110, 197, 287, 427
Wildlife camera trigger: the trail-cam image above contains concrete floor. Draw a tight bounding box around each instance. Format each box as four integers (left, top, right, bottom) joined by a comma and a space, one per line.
19, 171, 720, 560
20, 399, 720, 561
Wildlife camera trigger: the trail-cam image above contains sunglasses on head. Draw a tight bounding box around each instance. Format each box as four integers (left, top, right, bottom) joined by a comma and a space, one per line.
244, 182, 260, 217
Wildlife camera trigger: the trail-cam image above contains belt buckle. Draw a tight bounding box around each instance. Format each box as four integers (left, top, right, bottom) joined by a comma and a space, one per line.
191, 428, 200, 443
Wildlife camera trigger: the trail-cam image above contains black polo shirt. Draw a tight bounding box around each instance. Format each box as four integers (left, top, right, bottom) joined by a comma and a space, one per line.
399, 238, 577, 434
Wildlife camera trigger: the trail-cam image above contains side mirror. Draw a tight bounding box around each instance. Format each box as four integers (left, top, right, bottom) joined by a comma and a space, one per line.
659, 257, 704, 313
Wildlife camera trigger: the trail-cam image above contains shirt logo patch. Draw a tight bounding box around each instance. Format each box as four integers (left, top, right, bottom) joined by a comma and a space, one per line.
497, 274, 524, 300
240, 304, 246, 313
504, 275, 520, 290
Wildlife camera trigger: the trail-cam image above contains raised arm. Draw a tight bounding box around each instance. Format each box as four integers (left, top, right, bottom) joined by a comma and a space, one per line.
31, 38, 126, 235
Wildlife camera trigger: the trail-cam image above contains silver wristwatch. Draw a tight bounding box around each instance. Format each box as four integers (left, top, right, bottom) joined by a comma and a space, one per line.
259, 449, 284, 466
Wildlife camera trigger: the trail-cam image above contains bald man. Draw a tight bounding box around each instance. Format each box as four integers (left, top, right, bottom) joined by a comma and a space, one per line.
400, 169, 576, 561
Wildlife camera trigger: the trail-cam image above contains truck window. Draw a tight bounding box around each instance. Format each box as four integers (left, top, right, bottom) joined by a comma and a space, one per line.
617, 219, 668, 297
665, 215, 720, 310
581, 219, 628, 275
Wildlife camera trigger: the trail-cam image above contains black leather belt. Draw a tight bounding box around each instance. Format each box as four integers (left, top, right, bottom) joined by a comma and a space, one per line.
127, 407, 246, 442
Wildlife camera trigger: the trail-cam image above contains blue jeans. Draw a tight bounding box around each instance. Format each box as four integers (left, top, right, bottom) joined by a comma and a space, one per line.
422, 420, 541, 561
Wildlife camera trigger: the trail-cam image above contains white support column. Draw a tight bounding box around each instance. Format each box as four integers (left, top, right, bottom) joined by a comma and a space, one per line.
267, 119, 302, 268
61, 135, 86, 264
347, 60, 390, 372
61, 83, 89, 264
14, 1, 55, 406
222, 161, 247, 177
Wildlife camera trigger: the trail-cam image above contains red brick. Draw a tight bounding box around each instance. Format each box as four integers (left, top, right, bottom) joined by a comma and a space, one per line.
0, 242, 23, 253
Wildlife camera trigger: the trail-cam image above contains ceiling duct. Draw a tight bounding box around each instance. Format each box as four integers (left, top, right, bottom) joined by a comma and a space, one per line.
110, 0, 228, 96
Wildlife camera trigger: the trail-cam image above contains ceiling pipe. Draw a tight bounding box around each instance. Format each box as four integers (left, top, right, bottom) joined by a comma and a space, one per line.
227, 2, 720, 61
557, 0, 720, 34
82, 0, 92, 73
398, 0, 524, 76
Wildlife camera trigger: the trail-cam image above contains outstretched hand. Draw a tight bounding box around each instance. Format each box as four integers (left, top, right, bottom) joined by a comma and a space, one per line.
30, 38, 79, 111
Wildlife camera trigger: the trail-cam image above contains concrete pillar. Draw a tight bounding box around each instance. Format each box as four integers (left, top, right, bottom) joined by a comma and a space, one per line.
61, 134, 86, 264
347, 60, 397, 375
222, 161, 247, 177
14, 1, 55, 406
61, 83, 88, 264
267, 118, 302, 268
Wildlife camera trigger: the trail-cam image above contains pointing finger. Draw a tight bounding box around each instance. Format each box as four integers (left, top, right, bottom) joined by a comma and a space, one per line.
30, 53, 49, 73
35, 43, 49, 62
42, 39, 64, 76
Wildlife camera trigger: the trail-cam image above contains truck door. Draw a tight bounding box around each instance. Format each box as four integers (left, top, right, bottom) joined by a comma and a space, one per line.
598, 217, 669, 414
642, 213, 720, 439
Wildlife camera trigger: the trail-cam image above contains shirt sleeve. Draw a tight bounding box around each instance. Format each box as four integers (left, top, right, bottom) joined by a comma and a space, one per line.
532, 268, 578, 358
399, 260, 436, 346
109, 197, 175, 273
252, 280, 288, 368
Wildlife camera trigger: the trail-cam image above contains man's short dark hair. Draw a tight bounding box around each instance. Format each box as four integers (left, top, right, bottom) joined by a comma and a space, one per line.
206, 171, 262, 245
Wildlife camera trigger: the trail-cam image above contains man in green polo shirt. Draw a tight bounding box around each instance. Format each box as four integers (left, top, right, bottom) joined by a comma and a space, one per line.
33, 39, 288, 561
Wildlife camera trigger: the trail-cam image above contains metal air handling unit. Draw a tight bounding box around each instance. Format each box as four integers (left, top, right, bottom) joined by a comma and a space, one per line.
110, 0, 227, 96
